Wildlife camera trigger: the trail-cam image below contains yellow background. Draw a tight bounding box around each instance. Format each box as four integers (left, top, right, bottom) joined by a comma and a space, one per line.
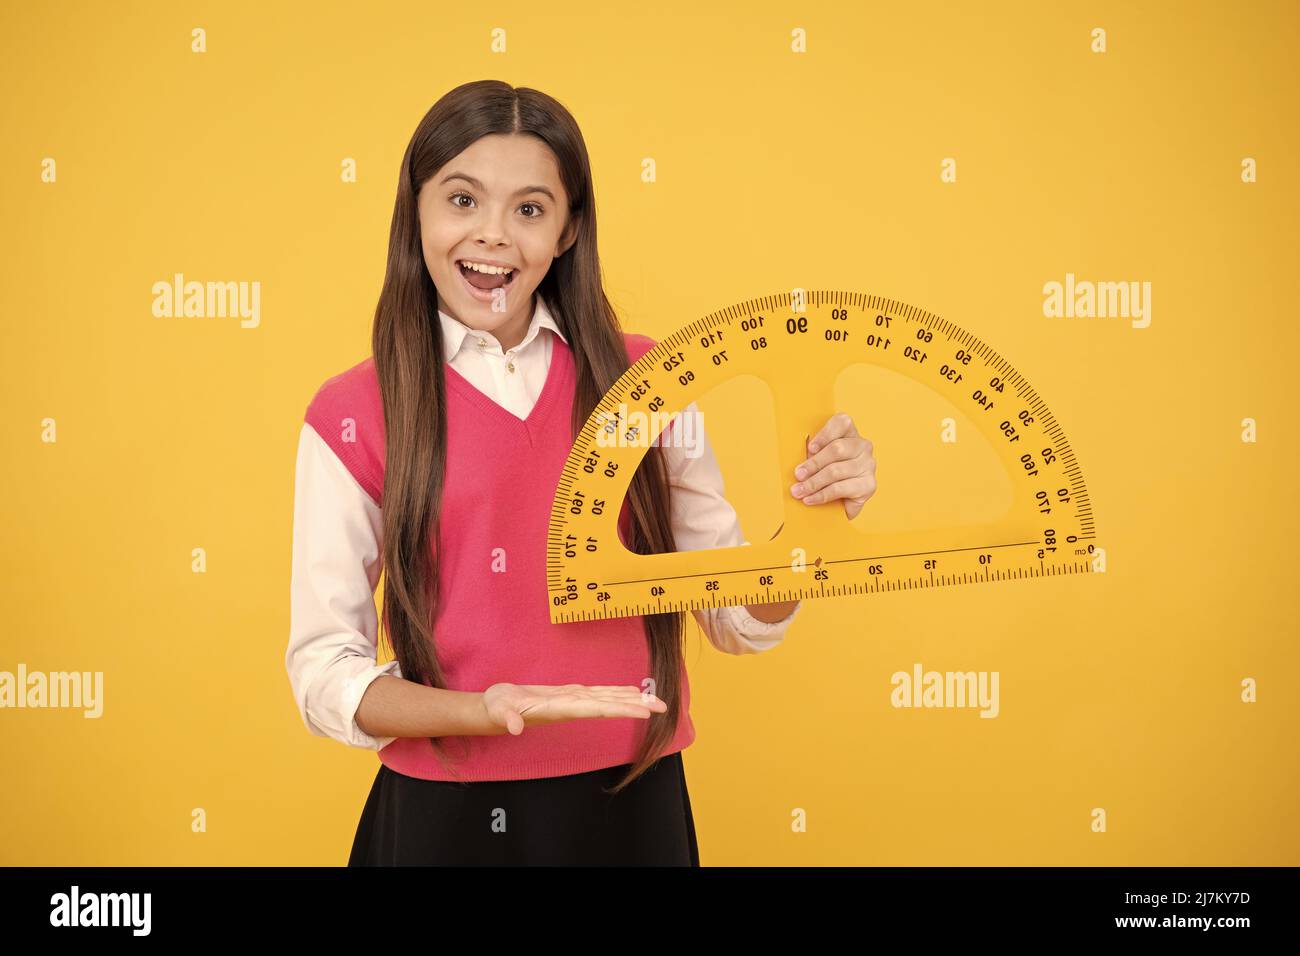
2, 0, 1296, 865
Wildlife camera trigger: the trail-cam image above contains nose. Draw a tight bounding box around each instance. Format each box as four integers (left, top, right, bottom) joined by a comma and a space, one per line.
474, 202, 512, 248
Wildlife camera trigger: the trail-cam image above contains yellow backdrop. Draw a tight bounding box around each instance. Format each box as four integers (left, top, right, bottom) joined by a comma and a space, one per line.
2, 0, 1296, 865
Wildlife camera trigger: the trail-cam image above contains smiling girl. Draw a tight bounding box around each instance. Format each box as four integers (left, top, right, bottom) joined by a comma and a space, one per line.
285, 80, 876, 866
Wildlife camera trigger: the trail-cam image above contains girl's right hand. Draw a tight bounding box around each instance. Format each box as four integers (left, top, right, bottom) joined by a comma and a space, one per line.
481, 682, 667, 736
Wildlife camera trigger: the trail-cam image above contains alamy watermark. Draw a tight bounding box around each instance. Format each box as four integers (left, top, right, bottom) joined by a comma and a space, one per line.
49, 886, 150, 935
594, 403, 704, 459
1043, 272, 1151, 328
891, 663, 999, 718
0, 664, 102, 717
151, 272, 260, 328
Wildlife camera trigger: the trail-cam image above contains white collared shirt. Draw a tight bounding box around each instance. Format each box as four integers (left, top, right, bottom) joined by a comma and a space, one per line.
286, 294, 801, 750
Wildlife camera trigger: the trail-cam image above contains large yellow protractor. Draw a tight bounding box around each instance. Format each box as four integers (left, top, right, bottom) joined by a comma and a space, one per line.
547, 290, 1100, 623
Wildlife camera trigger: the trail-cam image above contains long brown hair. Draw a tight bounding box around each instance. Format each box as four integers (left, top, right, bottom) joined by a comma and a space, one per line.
371, 80, 684, 794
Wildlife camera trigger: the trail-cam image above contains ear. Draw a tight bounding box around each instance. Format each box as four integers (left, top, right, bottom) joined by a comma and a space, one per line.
556, 214, 579, 258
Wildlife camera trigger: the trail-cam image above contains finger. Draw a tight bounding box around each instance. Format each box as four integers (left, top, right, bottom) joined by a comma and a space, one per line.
561, 698, 662, 719
806, 413, 855, 457
797, 422, 860, 482
603, 701, 664, 717
546, 686, 665, 708
792, 457, 856, 498
572, 689, 667, 711
568, 685, 659, 701
532, 684, 643, 695
800, 474, 876, 506
793, 436, 859, 490
593, 690, 667, 708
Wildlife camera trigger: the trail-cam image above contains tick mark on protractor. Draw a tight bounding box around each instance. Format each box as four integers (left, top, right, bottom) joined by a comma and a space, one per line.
547, 289, 1103, 622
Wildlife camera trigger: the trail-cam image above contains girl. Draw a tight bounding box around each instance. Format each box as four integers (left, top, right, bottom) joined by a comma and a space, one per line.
286, 80, 877, 866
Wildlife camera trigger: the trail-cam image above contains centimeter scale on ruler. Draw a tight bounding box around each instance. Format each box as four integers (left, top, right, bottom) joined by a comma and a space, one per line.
547, 290, 1101, 624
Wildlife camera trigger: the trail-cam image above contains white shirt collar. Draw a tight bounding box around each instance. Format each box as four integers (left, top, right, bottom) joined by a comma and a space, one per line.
437, 293, 567, 360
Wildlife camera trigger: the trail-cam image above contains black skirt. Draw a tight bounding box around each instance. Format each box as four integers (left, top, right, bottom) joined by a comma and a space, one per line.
347, 751, 699, 866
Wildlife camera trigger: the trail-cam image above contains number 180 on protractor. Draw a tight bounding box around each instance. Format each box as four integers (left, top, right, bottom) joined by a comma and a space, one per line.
547, 290, 1103, 623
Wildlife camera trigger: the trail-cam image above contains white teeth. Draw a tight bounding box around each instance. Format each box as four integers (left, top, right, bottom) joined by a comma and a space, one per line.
459, 260, 514, 275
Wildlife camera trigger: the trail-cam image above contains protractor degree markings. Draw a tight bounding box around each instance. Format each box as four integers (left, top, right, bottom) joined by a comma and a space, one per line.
564, 539, 1046, 590
550, 561, 1099, 622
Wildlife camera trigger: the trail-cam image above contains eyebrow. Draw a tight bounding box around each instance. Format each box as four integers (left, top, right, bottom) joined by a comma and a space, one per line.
439, 172, 556, 202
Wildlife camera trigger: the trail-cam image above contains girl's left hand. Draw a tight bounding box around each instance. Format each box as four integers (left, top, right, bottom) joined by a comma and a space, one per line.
790, 413, 877, 521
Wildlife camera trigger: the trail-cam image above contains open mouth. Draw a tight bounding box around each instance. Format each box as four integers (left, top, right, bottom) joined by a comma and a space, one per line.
456, 260, 518, 296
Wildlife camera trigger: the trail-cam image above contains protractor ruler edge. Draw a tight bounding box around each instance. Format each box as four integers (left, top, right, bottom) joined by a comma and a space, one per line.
547, 290, 1101, 623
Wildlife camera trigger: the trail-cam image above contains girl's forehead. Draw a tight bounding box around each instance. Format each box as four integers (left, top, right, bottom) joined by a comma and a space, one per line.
444, 134, 563, 180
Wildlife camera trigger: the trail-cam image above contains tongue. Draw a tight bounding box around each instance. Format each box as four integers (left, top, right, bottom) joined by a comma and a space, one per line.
463, 266, 510, 291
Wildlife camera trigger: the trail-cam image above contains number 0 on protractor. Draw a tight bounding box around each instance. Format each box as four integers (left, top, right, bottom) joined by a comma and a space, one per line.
548, 291, 1101, 623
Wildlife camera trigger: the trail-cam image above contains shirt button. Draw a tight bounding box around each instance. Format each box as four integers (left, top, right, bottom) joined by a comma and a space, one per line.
477, 338, 488, 348
506, 360, 516, 373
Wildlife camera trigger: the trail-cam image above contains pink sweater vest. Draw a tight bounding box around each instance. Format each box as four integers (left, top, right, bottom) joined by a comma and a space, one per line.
304, 332, 695, 781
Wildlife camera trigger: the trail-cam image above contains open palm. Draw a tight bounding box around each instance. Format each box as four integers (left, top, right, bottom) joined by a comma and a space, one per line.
482, 682, 667, 736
